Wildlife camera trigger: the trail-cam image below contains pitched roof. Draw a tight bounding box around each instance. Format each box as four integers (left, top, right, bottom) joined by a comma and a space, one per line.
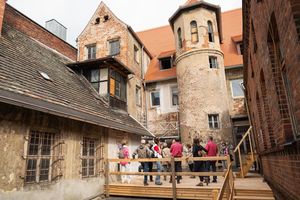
137, 8, 243, 82
0, 24, 152, 137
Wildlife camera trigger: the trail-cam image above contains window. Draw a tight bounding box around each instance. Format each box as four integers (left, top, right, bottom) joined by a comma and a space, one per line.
82, 138, 96, 178
87, 44, 96, 60
109, 39, 120, 56
208, 21, 214, 42
104, 15, 109, 22
190, 21, 199, 43
25, 131, 54, 183
171, 87, 179, 106
136, 86, 141, 106
177, 28, 183, 48
110, 69, 126, 101
209, 56, 218, 68
95, 17, 100, 24
89, 68, 108, 96
208, 114, 220, 129
237, 42, 244, 55
150, 91, 160, 107
159, 57, 172, 70
230, 79, 244, 98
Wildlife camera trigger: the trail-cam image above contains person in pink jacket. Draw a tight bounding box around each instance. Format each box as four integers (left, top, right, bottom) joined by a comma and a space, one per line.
119, 140, 131, 184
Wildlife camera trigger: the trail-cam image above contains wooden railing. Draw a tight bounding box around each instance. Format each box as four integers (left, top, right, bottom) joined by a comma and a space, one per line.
233, 126, 254, 178
217, 163, 234, 200
105, 156, 231, 200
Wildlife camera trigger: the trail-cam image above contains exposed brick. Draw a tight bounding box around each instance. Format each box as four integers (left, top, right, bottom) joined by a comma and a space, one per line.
0, 0, 6, 36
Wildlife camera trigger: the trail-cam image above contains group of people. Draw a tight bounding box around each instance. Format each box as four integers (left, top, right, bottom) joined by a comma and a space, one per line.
118, 136, 232, 187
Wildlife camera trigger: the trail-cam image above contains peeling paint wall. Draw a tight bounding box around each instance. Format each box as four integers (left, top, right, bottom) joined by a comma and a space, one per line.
0, 102, 140, 200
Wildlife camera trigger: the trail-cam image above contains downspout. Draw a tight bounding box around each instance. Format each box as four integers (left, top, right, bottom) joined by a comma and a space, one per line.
141, 45, 148, 128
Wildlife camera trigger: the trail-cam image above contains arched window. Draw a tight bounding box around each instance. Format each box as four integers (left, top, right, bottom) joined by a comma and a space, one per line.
207, 21, 214, 42
177, 28, 183, 48
190, 21, 198, 43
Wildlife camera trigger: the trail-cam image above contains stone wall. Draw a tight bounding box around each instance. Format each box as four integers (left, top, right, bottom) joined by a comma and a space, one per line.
243, 0, 300, 199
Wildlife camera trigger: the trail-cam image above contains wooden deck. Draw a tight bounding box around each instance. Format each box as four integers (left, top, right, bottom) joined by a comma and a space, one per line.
108, 173, 273, 200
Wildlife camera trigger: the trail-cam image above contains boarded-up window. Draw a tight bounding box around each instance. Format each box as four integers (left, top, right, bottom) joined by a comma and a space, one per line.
190, 21, 199, 43
110, 78, 116, 96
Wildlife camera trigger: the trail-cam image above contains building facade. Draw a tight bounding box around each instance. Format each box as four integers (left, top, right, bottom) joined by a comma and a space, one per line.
243, 0, 300, 199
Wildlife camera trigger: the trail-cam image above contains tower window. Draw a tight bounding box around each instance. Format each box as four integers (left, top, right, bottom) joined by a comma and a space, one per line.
177, 28, 183, 49
209, 56, 218, 68
190, 21, 199, 43
208, 21, 214, 42
159, 57, 172, 70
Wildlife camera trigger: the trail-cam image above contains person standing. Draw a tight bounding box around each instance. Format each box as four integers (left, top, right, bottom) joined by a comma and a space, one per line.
185, 144, 194, 178
133, 139, 151, 186
162, 142, 171, 181
205, 136, 218, 183
220, 141, 229, 170
119, 140, 131, 184
193, 138, 208, 186
152, 138, 163, 185
170, 138, 183, 184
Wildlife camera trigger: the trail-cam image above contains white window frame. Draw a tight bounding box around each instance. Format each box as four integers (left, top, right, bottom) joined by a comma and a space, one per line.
208, 114, 220, 129
230, 79, 244, 98
150, 90, 160, 108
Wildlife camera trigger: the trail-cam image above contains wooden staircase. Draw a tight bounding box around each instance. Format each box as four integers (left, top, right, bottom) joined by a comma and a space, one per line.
236, 154, 257, 178
233, 189, 275, 200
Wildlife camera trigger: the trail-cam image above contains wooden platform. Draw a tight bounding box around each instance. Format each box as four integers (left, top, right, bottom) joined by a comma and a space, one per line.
108, 173, 273, 200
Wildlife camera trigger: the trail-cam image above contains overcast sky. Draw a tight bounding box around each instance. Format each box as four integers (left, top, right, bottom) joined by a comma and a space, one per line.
8, 0, 242, 46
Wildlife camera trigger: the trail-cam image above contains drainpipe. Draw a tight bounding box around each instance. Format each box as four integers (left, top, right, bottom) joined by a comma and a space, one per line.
141, 45, 148, 128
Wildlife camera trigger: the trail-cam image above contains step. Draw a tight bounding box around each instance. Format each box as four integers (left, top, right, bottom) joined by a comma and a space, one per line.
233, 196, 275, 200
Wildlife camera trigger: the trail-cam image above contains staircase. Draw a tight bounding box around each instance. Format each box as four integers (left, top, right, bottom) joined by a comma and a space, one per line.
236, 154, 257, 178
233, 189, 275, 200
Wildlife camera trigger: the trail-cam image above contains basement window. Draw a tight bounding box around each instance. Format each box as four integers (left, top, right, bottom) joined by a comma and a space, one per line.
208, 114, 220, 129
25, 131, 54, 183
159, 57, 172, 70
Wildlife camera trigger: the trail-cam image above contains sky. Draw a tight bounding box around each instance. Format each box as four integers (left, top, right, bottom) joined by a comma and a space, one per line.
7, 0, 242, 46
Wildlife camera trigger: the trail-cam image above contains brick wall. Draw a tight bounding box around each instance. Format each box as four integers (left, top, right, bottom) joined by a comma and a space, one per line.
3, 4, 77, 61
243, 0, 300, 199
0, 0, 6, 36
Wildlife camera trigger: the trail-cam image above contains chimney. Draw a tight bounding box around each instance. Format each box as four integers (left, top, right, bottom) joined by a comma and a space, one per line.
0, 0, 6, 36
45, 19, 67, 41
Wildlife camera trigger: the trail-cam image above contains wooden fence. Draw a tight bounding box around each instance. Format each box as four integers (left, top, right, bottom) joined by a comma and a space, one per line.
105, 155, 232, 200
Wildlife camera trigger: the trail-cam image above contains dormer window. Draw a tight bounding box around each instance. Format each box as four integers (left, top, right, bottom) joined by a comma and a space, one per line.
159, 57, 172, 70
208, 21, 214, 43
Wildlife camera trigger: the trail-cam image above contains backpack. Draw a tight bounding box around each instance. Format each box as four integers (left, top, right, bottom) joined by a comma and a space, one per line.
118, 147, 125, 159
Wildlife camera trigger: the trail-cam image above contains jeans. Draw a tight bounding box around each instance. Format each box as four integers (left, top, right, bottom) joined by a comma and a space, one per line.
141, 162, 149, 183
175, 161, 182, 181
155, 161, 162, 184
206, 161, 217, 181
194, 161, 205, 182
148, 162, 153, 181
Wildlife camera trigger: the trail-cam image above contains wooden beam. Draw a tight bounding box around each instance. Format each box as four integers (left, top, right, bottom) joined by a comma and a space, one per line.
109, 171, 225, 176
171, 157, 177, 200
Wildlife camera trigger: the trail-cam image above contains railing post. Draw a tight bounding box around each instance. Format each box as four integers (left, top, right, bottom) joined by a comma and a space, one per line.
248, 130, 254, 161
105, 159, 110, 198
170, 157, 177, 200
212, 189, 219, 200
238, 147, 244, 178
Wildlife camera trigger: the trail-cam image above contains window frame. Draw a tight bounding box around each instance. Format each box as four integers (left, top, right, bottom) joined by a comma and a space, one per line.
81, 137, 97, 178
25, 130, 55, 184
208, 21, 214, 43
171, 86, 179, 107
89, 68, 108, 96
177, 28, 183, 49
150, 90, 160, 108
159, 56, 173, 70
86, 44, 96, 60
110, 69, 127, 102
190, 20, 199, 43
208, 114, 220, 129
209, 56, 218, 69
108, 39, 120, 56
230, 79, 244, 98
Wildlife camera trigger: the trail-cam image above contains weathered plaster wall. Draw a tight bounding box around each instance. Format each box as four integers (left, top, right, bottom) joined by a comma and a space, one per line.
0, 103, 140, 200
146, 79, 179, 137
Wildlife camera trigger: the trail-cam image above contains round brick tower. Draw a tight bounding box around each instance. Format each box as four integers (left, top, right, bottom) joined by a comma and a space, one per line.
169, 1, 232, 144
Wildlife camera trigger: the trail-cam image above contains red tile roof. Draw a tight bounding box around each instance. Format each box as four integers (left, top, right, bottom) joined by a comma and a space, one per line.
137, 8, 243, 82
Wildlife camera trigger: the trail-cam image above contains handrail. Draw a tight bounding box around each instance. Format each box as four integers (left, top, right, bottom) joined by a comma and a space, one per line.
216, 163, 234, 200
234, 126, 252, 153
